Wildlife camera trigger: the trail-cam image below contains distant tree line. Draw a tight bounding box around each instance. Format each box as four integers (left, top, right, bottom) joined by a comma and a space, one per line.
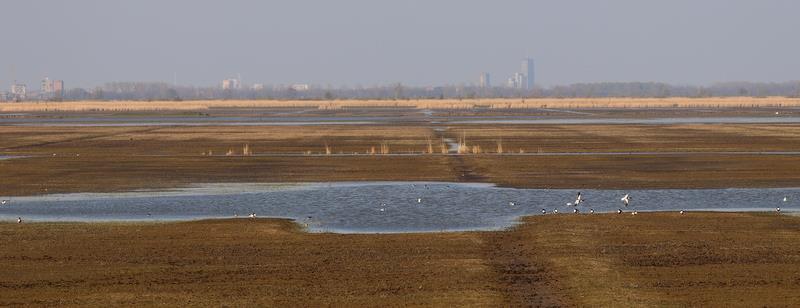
48, 81, 800, 101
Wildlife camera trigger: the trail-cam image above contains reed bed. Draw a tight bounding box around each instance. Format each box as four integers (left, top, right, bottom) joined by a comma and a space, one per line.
4, 97, 800, 112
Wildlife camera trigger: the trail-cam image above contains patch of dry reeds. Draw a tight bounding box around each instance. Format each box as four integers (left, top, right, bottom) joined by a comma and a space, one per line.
4, 97, 800, 112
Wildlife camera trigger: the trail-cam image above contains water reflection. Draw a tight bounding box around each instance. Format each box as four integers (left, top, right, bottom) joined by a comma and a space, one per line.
0, 182, 797, 233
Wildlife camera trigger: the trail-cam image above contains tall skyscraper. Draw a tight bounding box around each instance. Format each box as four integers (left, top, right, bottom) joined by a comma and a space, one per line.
522, 58, 535, 90
479, 73, 491, 88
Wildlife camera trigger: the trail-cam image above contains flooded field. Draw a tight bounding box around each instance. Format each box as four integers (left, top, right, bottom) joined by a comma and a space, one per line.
2, 182, 796, 233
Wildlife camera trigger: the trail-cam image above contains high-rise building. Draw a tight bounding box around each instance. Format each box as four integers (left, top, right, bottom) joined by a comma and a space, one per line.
514, 72, 527, 90
10, 83, 27, 100
41, 77, 53, 93
522, 58, 535, 90
53, 80, 65, 98
479, 73, 491, 88
222, 78, 240, 90
40, 77, 65, 99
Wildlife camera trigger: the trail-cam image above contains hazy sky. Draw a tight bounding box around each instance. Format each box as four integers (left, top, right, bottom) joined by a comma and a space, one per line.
2, 0, 799, 88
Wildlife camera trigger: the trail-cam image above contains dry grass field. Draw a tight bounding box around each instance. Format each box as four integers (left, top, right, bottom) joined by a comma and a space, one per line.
1, 213, 798, 306
3, 97, 800, 112
3, 122, 800, 195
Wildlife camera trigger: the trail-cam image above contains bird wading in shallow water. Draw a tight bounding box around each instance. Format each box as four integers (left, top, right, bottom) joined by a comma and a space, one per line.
574, 192, 584, 206
621, 194, 631, 207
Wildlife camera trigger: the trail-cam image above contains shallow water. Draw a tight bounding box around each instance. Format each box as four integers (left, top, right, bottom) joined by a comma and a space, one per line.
5, 116, 800, 127
0, 155, 25, 160
1, 182, 797, 233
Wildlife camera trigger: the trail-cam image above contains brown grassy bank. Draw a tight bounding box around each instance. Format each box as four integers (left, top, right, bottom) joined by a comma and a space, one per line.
1, 213, 798, 306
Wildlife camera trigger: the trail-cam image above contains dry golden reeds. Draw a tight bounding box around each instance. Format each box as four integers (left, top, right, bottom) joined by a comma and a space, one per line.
457, 132, 469, 154
471, 145, 482, 154
4, 97, 800, 112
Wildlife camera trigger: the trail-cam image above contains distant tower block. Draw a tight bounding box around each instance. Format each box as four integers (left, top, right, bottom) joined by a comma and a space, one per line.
522, 58, 535, 90
479, 73, 491, 88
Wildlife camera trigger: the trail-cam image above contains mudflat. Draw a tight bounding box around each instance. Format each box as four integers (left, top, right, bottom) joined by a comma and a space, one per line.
1, 213, 798, 306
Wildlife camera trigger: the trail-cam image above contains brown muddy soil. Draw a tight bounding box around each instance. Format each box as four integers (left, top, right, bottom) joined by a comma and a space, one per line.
1, 213, 798, 306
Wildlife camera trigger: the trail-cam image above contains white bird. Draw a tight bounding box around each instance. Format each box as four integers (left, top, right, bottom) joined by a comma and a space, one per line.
17, 217, 22, 224
1, 200, 7, 205
509, 201, 516, 206
590, 209, 595, 214
553, 209, 559, 214
621, 194, 631, 207
380, 208, 386, 212
632, 211, 638, 216
680, 210, 685, 214
617, 209, 623, 214
573, 208, 579, 214
574, 192, 584, 206
417, 198, 422, 203
248, 213, 257, 218
541, 209, 547, 215
777, 207, 781, 213
783, 196, 788, 202
566, 202, 573, 207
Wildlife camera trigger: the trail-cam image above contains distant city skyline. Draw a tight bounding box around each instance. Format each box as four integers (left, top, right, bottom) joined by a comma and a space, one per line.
2, 1, 799, 89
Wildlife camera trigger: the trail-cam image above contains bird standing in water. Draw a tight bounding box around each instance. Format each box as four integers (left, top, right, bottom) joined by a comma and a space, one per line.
574, 192, 584, 206
621, 194, 631, 207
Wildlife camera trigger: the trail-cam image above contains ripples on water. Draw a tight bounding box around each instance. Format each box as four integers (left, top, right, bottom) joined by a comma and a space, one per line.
0, 182, 797, 233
